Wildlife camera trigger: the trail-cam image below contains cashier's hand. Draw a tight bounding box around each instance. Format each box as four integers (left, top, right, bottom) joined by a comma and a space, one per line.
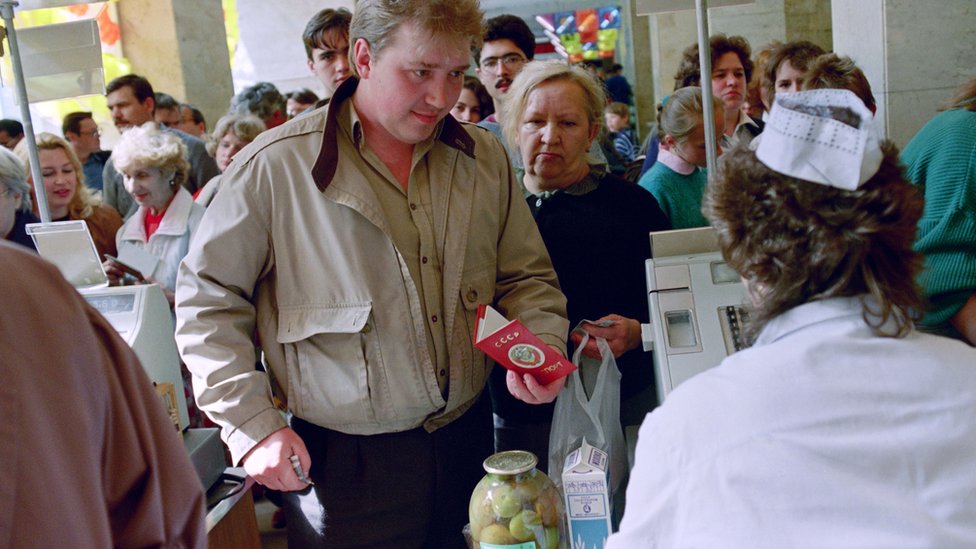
507, 369, 565, 404
571, 314, 641, 359
242, 427, 312, 492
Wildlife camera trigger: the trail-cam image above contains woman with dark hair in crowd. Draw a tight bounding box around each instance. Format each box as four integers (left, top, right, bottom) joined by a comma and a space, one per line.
673, 33, 762, 148
608, 89, 976, 547
450, 76, 493, 124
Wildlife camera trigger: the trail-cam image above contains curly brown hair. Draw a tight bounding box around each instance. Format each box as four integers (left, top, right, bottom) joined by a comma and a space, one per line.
762, 40, 826, 106
703, 140, 925, 343
673, 34, 754, 90
802, 53, 876, 113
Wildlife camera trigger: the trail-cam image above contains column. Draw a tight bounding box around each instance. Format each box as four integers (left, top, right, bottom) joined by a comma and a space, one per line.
117, 0, 233, 133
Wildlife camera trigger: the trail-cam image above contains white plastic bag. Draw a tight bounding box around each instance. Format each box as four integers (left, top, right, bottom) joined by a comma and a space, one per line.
548, 332, 626, 496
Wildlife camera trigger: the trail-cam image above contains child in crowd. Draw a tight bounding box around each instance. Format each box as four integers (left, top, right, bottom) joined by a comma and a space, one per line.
637, 87, 724, 229
604, 102, 640, 162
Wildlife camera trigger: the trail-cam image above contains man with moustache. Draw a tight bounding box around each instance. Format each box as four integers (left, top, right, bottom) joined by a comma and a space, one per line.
475, 14, 535, 131
101, 74, 219, 218
476, 14, 606, 171
174, 1, 569, 546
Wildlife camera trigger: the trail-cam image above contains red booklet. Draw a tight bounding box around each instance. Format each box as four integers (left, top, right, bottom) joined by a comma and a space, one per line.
473, 304, 576, 385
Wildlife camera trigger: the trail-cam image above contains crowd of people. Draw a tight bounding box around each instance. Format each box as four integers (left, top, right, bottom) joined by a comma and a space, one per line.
2, 1, 975, 547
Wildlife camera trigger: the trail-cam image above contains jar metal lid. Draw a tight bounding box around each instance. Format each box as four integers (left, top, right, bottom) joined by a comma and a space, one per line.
483, 450, 538, 475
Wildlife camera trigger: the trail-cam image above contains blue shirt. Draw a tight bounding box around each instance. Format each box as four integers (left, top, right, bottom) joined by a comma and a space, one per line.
82, 151, 110, 192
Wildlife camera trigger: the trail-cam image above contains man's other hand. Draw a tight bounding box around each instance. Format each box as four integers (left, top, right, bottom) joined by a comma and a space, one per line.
241, 427, 312, 492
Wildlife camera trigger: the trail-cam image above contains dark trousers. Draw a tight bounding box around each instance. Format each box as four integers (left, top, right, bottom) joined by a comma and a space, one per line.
281, 394, 493, 548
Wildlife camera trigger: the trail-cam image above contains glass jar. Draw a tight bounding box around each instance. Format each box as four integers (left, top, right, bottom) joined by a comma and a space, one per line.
468, 450, 567, 548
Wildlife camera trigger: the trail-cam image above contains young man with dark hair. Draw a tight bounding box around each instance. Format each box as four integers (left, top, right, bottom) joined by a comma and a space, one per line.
63, 111, 111, 192
302, 7, 353, 101
0, 119, 24, 149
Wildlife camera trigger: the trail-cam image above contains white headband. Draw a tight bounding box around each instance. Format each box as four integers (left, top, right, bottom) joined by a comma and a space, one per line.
756, 89, 881, 190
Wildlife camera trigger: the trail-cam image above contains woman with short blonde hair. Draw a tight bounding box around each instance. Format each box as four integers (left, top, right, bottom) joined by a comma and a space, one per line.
104, 122, 203, 304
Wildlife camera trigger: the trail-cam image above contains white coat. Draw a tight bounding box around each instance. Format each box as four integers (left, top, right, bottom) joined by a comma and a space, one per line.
608, 297, 976, 549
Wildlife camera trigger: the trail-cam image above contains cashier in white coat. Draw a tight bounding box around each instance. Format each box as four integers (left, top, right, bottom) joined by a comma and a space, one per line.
607, 90, 976, 548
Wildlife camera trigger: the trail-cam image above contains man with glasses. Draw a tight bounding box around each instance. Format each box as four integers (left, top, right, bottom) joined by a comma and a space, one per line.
475, 14, 607, 173
474, 14, 534, 132
63, 111, 111, 193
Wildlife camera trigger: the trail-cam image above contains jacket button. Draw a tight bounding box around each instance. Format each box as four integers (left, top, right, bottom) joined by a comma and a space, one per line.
466, 289, 478, 302
431, 315, 438, 323
439, 369, 446, 377
409, 203, 417, 210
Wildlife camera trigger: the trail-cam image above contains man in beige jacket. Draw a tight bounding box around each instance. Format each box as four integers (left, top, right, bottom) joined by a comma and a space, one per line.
174, 1, 568, 547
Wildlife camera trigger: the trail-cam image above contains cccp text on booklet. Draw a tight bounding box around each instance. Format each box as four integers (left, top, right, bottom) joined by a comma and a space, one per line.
473, 304, 576, 384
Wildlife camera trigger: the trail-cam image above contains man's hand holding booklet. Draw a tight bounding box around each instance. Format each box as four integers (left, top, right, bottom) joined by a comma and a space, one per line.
473, 304, 576, 384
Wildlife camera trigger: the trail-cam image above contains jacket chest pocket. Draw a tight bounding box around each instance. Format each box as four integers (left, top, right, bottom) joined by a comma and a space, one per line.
277, 303, 379, 427
459, 268, 495, 394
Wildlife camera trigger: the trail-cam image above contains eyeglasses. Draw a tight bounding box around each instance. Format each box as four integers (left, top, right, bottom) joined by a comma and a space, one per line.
480, 53, 526, 73
81, 129, 100, 137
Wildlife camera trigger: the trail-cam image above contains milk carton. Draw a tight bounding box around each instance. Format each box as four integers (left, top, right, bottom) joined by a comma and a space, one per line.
561, 440, 612, 549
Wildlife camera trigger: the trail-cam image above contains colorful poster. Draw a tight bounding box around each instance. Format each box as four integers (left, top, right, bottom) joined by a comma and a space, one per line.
540, 5, 621, 63
599, 6, 621, 29
598, 28, 619, 58
576, 8, 599, 44
555, 11, 576, 35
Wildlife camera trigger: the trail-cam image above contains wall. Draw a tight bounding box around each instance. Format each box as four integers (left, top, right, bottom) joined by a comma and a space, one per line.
833, 0, 976, 146
644, 0, 832, 106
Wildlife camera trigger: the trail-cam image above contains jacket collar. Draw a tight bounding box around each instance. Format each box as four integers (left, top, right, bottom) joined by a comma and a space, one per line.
754, 296, 900, 346
310, 77, 475, 192
120, 187, 194, 242
656, 147, 698, 176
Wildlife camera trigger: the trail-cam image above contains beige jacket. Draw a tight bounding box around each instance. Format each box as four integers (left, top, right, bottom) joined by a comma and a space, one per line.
175, 79, 568, 464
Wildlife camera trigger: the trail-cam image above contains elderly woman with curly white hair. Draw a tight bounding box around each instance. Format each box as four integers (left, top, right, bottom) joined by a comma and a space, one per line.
103, 122, 205, 305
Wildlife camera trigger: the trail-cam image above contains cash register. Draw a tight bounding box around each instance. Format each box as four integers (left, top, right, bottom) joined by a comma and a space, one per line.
645, 227, 749, 401
27, 221, 226, 491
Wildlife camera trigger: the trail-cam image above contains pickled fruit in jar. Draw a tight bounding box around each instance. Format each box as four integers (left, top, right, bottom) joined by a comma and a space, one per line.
468, 450, 567, 548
